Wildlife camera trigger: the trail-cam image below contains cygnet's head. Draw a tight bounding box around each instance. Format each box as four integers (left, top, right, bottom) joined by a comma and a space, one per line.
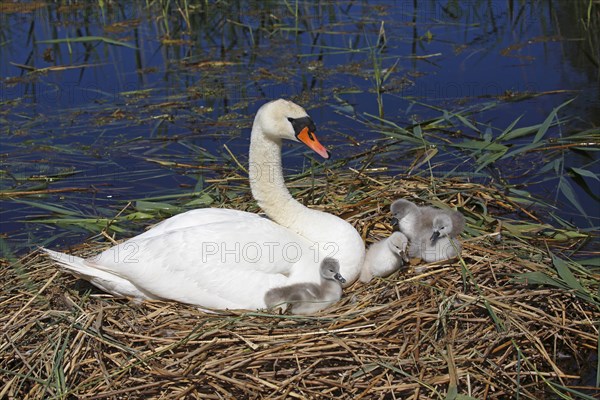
390, 199, 419, 227
320, 257, 346, 283
254, 99, 329, 159
387, 232, 408, 257
430, 214, 454, 243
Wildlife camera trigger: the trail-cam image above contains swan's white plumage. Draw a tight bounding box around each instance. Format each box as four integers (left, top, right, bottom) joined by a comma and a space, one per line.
42, 248, 157, 300
43, 99, 365, 311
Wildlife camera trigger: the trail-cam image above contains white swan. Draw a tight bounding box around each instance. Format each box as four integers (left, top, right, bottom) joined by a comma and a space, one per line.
359, 231, 409, 283
43, 99, 365, 310
264, 257, 346, 315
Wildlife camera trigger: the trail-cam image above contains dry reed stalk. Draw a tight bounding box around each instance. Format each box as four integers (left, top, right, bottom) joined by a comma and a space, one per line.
1, 172, 597, 399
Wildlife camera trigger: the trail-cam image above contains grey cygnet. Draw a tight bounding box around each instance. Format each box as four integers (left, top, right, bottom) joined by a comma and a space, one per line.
264, 257, 346, 315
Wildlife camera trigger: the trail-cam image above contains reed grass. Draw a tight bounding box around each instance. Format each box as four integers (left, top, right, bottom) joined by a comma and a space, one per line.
2, 2, 599, 397
1, 169, 598, 399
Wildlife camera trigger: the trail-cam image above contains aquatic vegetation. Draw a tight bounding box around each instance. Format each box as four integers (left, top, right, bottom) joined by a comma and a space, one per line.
1, 1, 599, 397
2, 171, 598, 398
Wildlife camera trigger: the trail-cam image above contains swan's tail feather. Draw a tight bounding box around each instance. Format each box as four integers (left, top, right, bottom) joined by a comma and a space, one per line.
41, 247, 156, 300
42, 248, 95, 277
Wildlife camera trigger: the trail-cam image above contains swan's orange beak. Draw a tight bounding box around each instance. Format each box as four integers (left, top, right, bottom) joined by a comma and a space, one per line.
297, 127, 330, 159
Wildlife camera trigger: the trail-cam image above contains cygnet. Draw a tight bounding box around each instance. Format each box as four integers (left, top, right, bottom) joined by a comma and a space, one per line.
411, 211, 465, 262
390, 199, 465, 262
390, 199, 437, 241
359, 232, 409, 283
264, 257, 346, 315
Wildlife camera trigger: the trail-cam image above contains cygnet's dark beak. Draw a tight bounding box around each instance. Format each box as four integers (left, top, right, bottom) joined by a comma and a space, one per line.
395, 248, 408, 262
334, 273, 346, 283
401, 250, 410, 263
390, 217, 399, 231
430, 230, 440, 244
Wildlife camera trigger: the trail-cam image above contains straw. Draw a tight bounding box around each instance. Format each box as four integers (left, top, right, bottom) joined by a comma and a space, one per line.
1, 171, 597, 399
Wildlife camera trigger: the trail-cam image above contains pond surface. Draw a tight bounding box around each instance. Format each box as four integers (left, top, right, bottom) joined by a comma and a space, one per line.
1, 1, 599, 257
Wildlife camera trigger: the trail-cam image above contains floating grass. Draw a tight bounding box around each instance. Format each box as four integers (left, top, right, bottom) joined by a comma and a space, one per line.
36, 36, 137, 49
1, 170, 598, 399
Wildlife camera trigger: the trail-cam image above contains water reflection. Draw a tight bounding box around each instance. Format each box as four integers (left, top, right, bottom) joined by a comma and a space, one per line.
0, 0, 598, 253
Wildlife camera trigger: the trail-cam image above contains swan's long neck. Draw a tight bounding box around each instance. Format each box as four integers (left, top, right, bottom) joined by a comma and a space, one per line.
248, 126, 309, 229
248, 120, 365, 285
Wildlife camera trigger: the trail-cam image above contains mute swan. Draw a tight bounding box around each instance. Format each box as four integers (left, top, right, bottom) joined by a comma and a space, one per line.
264, 257, 346, 315
43, 99, 365, 310
390, 199, 465, 262
359, 232, 409, 283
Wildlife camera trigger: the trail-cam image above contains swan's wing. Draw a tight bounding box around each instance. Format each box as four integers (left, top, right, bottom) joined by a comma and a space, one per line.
84, 217, 317, 309
133, 209, 263, 241
96, 217, 314, 274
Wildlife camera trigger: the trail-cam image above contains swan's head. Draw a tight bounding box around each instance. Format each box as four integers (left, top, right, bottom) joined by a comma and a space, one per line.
430, 214, 453, 243
320, 257, 346, 283
390, 199, 419, 227
254, 99, 330, 159
387, 232, 408, 258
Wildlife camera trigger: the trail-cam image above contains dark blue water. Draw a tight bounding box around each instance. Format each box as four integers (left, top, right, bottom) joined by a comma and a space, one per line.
1, 1, 598, 255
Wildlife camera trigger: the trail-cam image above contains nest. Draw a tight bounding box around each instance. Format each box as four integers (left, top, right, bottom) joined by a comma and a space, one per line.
1, 171, 598, 399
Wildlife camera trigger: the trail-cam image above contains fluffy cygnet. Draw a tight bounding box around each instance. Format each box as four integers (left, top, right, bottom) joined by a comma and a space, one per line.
390, 199, 437, 241
410, 211, 465, 262
390, 199, 465, 262
359, 232, 409, 283
264, 258, 346, 315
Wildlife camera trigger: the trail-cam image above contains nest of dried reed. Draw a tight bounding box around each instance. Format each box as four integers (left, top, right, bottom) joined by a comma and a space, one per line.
1, 170, 598, 399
